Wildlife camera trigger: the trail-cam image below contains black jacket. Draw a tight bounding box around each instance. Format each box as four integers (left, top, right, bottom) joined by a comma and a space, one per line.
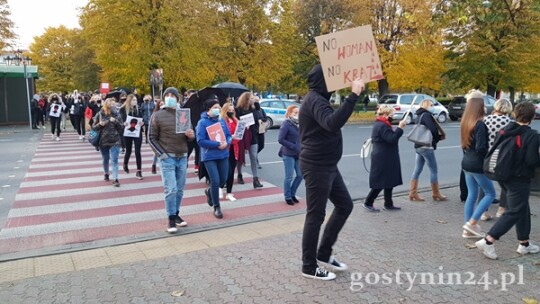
414, 108, 440, 149
497, 122, 540, 181
299, 64, 361, 169
369, 119, 403, 189
462, 120, 489, 173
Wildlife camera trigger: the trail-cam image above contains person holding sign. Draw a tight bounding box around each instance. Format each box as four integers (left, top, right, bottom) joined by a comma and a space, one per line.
149, 87, 195, 233
48, 93, 66, 141
119, 94, 145, 180
299, 64, 365, 281
196, 96, 232, 219
221, 103, 240, 202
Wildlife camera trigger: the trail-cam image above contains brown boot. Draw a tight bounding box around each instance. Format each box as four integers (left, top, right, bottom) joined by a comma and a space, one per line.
408, 180, 425, 201
431, 183, 447, 201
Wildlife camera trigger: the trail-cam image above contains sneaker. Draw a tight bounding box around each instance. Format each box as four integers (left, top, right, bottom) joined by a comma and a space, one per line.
226, 193, 237, 202
112, 179, 120, 187
167, 218, 177, 233
79, 135, 84, 140
463, 222, 485, 238
104, 174, 109, 181
218, 187, 224, 199
55, 136, 61, 141
383, 205, 401, 211
462, 230, 482, 239
194, 165, 199, 174
363, 203, 380, 213
51, 134, 55, 140
136, 171, 143, 180
301, 267, 336, 281
480, 213, 492, 221
317, 256, 348, 272
123, 164, 129, 174
517, 243, 540, 255
496, 207, 505, 218
175, 215, 187, 227
475, 239, 497, 259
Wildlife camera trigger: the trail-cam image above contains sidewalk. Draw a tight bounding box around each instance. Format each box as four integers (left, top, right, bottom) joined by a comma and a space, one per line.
0, 185, 539, 303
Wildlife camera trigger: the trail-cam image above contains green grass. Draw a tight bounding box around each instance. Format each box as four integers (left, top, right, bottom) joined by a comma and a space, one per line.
348, 111, 376, 123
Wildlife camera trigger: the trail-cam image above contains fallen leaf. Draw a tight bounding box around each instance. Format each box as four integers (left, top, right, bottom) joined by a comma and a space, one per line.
522, 297, 538, 304
436, 220, 448, 224
533, 260, 540, 266
171, 290, 185, 297
465, 243, 477, 249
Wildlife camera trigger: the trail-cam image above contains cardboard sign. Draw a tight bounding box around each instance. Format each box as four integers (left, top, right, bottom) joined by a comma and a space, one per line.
206, 122, 226, 142
124, 116, 143, 138
239, 113, 255, 127
233, 120, 247, 140
315, 25, 384, 92
100, 83, 110, 94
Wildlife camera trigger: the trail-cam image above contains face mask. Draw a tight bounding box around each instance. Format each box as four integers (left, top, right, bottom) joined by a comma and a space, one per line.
210, 108, 220, 117
165, 97, 177, 108
387, 117, 394, 123
227, 112, 234, 118
254, 102, 261, 110
291, 115, 298, 120
428, 107, 435, 113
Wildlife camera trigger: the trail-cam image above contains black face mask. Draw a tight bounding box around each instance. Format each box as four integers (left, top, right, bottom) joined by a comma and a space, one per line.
227, 112, 234, 118
254, 102, 261, 110
387, 117, 394, 123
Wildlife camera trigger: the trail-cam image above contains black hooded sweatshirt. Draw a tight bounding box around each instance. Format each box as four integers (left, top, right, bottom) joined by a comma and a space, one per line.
497, 121, 540, 181
299, 64, 362, 169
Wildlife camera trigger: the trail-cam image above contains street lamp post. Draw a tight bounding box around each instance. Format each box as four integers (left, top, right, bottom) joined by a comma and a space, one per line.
10, 50, 33, 130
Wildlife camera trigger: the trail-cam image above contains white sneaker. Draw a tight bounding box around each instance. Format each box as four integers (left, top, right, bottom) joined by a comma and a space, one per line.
226, 193, 237, 202
475, 239, 497, 260
55, 136, 61, 141
517, 243, 540, 255
51, 134, 55, 140
302, 267, 336, 281
463, 222, 485, 238
79, 135, 84, 140
462, 230, 482, 239
480, 213, 492, 221
317, 256, 348, 272
218, 188, 224, 199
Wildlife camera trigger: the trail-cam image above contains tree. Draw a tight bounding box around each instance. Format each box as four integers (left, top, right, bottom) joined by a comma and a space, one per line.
0, 0, 16, 51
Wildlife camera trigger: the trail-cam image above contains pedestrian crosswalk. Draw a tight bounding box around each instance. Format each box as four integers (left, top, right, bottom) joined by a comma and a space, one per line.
0, 133, 304, 259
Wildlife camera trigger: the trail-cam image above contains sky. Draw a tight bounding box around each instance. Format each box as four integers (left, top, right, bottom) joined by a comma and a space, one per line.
7, 0, 89, 50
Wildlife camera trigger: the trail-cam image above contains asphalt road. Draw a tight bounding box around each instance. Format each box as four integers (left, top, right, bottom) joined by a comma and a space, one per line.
256, 120, 540, 202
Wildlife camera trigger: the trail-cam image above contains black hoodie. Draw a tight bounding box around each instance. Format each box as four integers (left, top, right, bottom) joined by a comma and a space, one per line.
299, 64, 362, 168
498, 121, 540, 181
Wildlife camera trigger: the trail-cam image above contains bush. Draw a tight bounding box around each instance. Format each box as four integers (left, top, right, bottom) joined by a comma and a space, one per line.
437, 97, 452, 106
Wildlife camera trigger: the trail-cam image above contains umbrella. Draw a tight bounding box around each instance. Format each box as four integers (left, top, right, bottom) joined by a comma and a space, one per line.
183, 87, 228, 129
212, 82, 249, 98
105, 87, 132, 101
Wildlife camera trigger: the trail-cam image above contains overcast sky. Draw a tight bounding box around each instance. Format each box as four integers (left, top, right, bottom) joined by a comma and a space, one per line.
7, 0, 88, 50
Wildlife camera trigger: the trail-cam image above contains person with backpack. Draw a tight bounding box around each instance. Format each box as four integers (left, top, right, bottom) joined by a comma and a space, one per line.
408, 99, 447, 202
460, 91, 496, 239
474, 101, 540, 259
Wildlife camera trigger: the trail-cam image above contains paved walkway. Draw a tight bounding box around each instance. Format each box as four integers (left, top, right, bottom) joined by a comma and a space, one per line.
0, 125, 539, 303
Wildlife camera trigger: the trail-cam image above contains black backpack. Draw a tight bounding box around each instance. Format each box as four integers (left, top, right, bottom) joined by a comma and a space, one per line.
483, 129, 521, 181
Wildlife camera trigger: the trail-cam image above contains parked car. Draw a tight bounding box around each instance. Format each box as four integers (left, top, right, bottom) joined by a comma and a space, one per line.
259, 99, 300, 129
448, 95, 496, 121
530, 99, 540, 118
378, 93, 449, 124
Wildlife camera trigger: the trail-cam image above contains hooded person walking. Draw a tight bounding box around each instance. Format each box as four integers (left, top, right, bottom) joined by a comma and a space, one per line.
299, 64, 365, 281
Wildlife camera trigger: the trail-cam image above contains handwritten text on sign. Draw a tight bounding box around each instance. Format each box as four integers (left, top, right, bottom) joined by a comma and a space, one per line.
315, 25, 384, 91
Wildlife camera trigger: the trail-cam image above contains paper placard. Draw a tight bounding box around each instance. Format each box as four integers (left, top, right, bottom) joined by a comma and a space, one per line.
124, 116, 143, 138
239, 113, 255, 127
49, 103, 64, 118
315, 25, 384, 92
175, 108, 191, 133
233, 120, 247, 139
206, 122, 226, 142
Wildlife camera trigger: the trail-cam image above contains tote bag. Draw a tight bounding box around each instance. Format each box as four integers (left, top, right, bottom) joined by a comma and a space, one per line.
407, 113, 432, 146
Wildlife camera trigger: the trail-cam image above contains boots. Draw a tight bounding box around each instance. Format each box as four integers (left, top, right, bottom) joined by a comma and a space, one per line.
214, 205, 223, 219
408, 180, 425, 201
237, 174, 244, 184
431, 183, 447, 201
123, 164, 129, 174
151, 164, 157, 174
253, 177, 263, 189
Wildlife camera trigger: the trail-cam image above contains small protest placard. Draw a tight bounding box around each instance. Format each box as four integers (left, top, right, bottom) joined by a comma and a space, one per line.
206, 122, 226, 142
239, 113, 255, 127
49, 103, 64, 118
176, 108, 191, 133
233, 120, 247, 139
315, 25, 384, 92
124, 116, 143, 138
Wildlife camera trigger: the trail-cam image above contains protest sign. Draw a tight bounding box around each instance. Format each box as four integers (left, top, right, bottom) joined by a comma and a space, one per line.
124, 116, 143, 138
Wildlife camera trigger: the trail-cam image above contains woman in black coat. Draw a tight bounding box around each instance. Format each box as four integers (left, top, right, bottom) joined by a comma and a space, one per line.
364, 105, 407, 212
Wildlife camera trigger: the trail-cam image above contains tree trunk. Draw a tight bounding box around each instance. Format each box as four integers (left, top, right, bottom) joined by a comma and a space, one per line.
486, 84, 497, 98
508, 86, 515, 104
377, 79, 389, 98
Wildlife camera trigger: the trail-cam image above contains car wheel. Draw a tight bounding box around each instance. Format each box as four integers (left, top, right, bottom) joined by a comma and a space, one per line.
449, 115, 458, 121
404, 113, 413, 125
437, 112, 447, 123
266, 117, 274, 130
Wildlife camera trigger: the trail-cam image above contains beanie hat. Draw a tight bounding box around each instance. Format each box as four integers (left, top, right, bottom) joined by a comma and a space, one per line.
163, 87, 180, 101
204, 95, 220, 111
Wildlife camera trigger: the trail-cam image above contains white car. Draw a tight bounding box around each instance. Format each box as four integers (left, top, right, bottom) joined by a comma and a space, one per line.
378, 93, 449, 124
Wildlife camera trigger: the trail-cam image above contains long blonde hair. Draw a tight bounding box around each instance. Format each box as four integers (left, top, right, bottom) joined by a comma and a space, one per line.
460, 97, 485, 149
102, 98, 116, 116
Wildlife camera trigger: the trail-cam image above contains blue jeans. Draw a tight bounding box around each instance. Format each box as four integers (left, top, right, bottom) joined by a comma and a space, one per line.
282, 156, 303, 200
411, 148, 438, 183
204, 158, 229, 207
100, 145, 120, 180
159, 156, 188, 216
463, 171, 496, 223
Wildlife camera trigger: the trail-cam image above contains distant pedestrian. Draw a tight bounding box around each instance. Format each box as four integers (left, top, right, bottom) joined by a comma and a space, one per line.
70, 94, 87, 141
363, 95, 369, 112
30, 94, 40, 129
151, 99, 164, 175
185, 90, 201, 174
48, 93, 66, 141
93, 98, 125, 187
120, 94, 144, 180
140, 95, 155, 144
221, 103, 239, 201
475, 101, 540, 259
149, 87, 195, 233
253, 100, 268, 169
278, 105, 302, 206
364, 105, 407, 212
299, 63, 365, 281
461, 91, 496, 239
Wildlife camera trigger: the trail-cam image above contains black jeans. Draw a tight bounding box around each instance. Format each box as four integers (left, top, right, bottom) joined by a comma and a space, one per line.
50, 116, 61, 136
74, 115, 85, 136
226, 145, 236, 193
124, 135, 142, 170
301, 166, 353, 273
187, 140, 200, 167
460, 170, 467, 202
488, 180, 531, 241
365, 188, 394, 207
